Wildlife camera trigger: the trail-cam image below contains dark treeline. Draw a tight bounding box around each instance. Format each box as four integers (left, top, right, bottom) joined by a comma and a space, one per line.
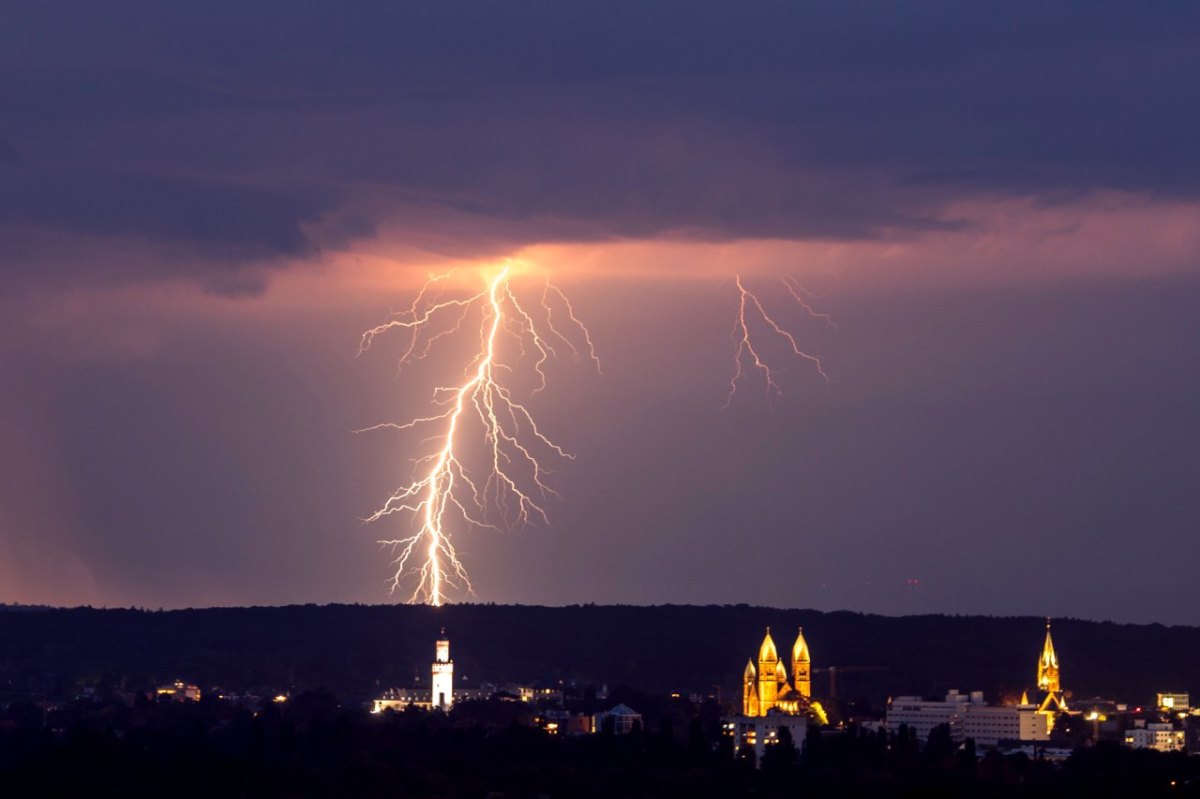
2, 693, 1199, 798
1, 604, 1196, 704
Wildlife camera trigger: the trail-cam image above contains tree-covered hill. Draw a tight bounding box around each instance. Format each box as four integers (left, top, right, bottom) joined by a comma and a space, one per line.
0, 604, 1192, 707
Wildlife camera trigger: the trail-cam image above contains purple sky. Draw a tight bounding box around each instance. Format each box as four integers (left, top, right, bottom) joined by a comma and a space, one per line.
2, 2, 1198, 622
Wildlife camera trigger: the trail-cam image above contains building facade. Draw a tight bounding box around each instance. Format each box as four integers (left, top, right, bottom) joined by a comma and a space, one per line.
887, 690, 1049, 746
964, 702, 1049, 746
887, 691, 972, 741
1126, 722, 1186, 752
1158, 693, 1190, 714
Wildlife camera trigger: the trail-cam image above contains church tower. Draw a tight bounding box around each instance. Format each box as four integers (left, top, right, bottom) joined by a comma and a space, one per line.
1035, 619, 1067, 715
792, 627, 812, 698
431, 628, 454, 710
743, 659, 760, 716
1037, 619, 1060, 693
757, 628, 780, 714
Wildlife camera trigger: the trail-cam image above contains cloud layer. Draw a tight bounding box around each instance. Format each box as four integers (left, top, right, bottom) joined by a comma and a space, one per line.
3, 2, 1199, 290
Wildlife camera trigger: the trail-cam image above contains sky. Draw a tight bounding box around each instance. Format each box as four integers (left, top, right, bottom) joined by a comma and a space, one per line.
2, 2, 1198, 623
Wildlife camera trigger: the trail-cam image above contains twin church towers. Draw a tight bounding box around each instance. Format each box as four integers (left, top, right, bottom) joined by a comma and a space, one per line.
742, 626, 816, 717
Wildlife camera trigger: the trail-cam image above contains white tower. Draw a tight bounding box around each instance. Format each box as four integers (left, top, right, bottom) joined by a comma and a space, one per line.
431, 629, 454, 709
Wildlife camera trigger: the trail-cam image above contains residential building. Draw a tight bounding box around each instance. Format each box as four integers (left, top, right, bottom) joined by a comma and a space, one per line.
593, 703, 642, 734
1158, 693, 1190, 714
155, 680, 201, 702
1125, 722, 1185, 752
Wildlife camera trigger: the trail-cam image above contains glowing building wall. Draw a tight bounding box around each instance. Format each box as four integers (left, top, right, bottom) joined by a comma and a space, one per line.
432, 632, 454, 709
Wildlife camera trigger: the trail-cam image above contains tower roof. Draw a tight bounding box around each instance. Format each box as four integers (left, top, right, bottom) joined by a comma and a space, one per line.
758, 627, 779, 663
1037, 618, 1062, 694
744, 659, 757, 680
792, 627, 810, 663
1040, 620, 1058, 669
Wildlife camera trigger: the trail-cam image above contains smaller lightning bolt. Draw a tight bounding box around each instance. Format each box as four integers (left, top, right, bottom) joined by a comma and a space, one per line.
724, 275, 831, 408
358, 264, 598, 606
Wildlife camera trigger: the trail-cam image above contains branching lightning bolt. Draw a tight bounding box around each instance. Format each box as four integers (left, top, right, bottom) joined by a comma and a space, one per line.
725, 275, 832, 407
358, 264, 599, 606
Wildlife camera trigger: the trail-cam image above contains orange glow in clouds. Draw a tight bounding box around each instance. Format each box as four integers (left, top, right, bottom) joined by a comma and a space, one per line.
355, 259, 829, 605
333, 189, 1200, 604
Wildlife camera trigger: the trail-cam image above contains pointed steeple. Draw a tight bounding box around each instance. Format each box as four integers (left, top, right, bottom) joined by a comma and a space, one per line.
758, 627, 779, 664
792, 627, 810, 664
774, 659, 787, 684
757, 627, 781, 713
792, 627, 812, 698
1020, 689, 1030, 706
1037, 618, 1060, 693
743, 659, 760, 716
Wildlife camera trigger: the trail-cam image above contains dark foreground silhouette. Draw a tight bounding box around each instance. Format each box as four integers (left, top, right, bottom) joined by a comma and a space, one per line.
2, 692, 1199, 798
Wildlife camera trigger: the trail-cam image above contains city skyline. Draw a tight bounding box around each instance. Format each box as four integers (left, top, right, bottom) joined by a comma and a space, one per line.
2, 3, 1198, 623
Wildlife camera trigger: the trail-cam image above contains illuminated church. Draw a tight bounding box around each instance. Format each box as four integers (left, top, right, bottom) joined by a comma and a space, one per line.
1026, 619, 1067, 717
730, 626, 828, 758
742, 626, 826, 721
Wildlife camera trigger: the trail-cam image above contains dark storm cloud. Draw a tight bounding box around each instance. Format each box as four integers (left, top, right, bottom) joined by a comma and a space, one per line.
2, 1, 1198, 286
0, 167, 330, 256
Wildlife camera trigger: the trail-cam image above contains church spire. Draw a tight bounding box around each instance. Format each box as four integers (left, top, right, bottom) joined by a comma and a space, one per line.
758, 627, 779, 664
756, 628, 780, 713
792, 627, 810, 664
1035, 618, 1067, 715
743, 659, 759, 716
1037, 618, 1060, 693
792, 627, 812, 698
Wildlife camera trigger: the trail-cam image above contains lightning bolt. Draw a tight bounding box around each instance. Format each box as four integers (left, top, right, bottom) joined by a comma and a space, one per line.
725, 275, 831, 408
358, 264, 598, 606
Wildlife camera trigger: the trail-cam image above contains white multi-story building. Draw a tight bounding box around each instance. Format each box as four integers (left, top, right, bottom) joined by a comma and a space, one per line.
887, 690, 1049, 746
1158, 693, 1190, 714
1126, 722, 1185, 752
887, 690, 974, 741
962, 703, 1049, 746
